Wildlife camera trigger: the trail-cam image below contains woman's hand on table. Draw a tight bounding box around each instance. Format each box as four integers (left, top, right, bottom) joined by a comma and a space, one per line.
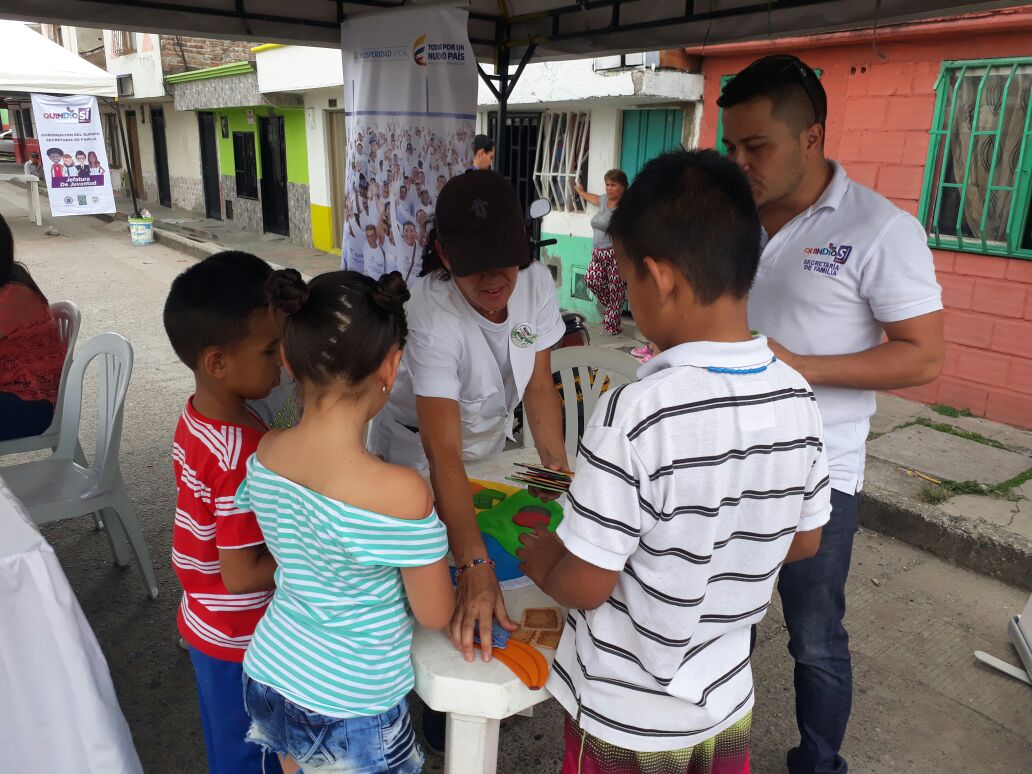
516, 524, 566, 590
450, 564, 518, 663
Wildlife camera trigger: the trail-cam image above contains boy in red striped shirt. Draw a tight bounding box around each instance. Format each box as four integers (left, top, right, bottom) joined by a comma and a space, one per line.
163, 251, 282, 774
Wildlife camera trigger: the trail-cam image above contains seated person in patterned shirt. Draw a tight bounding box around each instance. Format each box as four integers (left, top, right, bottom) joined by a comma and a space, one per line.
0, 213, 67, 441
518, 149, 831, 774
162, 251, 283, 774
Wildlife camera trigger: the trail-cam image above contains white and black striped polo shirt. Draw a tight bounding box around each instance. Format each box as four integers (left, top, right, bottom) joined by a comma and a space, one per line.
548, 336, 831, 752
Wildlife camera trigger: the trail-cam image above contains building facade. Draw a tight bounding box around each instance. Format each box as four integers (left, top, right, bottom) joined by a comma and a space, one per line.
475, 52, 703, 319
253, 44, 703, 309
11, 24, 313, 247
695, 4, 1032, 428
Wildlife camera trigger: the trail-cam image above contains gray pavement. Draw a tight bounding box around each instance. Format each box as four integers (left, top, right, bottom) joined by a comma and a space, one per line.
2, 184, 1030, 773
864, 394, 1032, 589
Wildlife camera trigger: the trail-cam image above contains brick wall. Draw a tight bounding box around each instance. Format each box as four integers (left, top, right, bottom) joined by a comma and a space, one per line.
159, 36, 256, 75
697, 8, 1032, 428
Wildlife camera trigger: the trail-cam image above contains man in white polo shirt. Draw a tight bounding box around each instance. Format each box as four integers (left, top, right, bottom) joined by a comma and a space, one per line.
720, 55, 944, 774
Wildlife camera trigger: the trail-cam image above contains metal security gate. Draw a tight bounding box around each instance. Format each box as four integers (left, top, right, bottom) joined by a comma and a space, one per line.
620, 109, 684, 184
150, 107, 172, 208
489, 111, 540, 215
197, 112, 221, 220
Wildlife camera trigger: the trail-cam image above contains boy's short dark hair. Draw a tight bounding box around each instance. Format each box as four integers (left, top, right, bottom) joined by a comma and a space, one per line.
716, 54, 827, 131
607, 149, 760, 304
163, 251, 273, 369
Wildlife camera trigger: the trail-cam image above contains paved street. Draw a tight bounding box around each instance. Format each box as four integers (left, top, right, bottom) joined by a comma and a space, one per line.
2, 189, 1030, 773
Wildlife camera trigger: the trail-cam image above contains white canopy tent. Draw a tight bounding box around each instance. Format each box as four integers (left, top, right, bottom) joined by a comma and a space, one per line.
0, 22, 127, 216
0, 0, 1013, 176
0, 20, 116, 97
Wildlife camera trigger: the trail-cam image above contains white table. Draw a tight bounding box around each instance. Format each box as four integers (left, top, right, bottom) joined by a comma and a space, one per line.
0, 474, 143, 773
411, 447, 561, 774
0, 173, 43, 226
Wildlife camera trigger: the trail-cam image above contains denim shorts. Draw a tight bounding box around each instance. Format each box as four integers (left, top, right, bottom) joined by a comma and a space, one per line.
243, 674, 424, 773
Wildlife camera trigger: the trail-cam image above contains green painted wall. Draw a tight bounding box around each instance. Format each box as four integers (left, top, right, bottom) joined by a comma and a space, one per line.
215, 107, 308, 185
0, 108, 8, 132
282, 109, 308, 185
620, 109, 684, 184
543, 232, 599, 322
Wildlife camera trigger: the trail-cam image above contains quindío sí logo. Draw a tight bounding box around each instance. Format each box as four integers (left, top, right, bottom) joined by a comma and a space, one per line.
413, 34, 428, 66
804, 242, 853, 265
42, 107, 92, 124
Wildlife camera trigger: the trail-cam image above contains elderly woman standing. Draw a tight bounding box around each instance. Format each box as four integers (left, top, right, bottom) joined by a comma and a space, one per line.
574, 169, 628, 335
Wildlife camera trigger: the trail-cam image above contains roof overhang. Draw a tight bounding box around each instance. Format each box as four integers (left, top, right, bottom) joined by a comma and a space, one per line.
0, 1, 1018, 65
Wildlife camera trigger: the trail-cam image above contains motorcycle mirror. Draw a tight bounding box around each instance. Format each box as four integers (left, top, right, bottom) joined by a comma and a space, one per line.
529, 198, 551, 220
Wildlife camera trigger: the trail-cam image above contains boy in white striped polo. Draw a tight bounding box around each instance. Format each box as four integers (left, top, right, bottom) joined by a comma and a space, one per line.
518, 150, 832, 773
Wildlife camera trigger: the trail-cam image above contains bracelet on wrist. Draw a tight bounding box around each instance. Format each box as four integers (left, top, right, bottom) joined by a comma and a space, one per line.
454, 558, 496, 582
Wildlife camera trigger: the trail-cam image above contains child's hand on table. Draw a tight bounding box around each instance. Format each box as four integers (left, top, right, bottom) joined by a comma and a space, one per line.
527, 460, 569, 503
516, 524, 567, 589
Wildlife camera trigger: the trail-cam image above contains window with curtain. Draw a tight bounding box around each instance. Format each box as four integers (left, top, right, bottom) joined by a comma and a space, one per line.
920, 59, 1032, 259
533, 111, 590, 213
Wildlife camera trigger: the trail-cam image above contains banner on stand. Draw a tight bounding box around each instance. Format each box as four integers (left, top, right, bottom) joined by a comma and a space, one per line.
340, 7, 477, 284
30, 93, 115, 217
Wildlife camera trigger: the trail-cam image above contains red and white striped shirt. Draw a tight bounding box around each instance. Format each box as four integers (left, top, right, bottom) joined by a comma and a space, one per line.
172, 399, 271, 662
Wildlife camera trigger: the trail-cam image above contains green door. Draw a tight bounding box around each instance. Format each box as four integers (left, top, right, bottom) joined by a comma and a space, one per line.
620, 109, 684, 183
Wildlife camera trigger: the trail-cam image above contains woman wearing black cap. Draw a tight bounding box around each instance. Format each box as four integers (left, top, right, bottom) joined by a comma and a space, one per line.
369, 172, 569, 677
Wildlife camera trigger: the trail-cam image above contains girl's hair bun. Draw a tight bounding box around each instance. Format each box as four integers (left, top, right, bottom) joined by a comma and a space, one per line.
371, 271, 410, 313
266, 268, 309, 314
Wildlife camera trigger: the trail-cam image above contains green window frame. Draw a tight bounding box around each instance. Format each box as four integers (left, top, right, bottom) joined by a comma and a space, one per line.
715, 75, 734, 154
918, 57, 1032, 260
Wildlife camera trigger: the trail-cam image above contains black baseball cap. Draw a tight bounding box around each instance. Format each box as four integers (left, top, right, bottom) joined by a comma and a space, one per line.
435, 171, 528, 277
473, 134, 495, 154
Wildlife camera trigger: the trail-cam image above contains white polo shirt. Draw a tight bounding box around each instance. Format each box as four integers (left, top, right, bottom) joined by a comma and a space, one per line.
747, 162, 942, 495
547, 337, 831, 751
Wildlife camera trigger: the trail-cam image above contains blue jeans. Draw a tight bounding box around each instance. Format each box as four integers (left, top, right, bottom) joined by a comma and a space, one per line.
188, 647, 265, 774
777, 489, 858, 774
243, 674, 424, 773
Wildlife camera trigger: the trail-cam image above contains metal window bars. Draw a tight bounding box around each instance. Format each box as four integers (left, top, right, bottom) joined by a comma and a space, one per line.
920, 58, 1032, 260
533, 111, 591, 214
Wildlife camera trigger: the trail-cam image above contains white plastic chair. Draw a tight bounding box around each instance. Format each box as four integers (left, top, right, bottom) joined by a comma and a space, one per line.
524, 346, 640, 459
1, 332, 158, 599
0, 300, 81, 457
0, 301, 105, 532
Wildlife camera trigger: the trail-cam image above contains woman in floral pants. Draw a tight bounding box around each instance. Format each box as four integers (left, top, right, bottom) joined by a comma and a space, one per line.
575, 169, 628, 335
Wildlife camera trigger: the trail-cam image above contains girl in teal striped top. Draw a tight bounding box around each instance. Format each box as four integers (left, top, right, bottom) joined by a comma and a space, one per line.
239, 269, 454, 774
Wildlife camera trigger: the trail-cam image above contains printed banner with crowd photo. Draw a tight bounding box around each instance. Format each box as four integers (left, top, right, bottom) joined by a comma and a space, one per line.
30, 93, 115, 217
340, 6, 477, 284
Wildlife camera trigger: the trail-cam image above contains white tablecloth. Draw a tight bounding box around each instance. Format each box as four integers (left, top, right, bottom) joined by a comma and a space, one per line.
0, 475, 143, 773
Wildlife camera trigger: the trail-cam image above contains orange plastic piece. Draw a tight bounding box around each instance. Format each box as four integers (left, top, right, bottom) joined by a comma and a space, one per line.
492, 639, 549, 690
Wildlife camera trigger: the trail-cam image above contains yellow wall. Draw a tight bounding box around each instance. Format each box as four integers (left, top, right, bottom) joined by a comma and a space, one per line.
310, 203, 335, 254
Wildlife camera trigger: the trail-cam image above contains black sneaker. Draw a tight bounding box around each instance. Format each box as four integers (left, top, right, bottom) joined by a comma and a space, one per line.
421, 707, 446, 755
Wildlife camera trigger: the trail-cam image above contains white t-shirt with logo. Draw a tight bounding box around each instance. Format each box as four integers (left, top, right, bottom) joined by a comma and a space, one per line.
475, 314, 519, 416
369, 261, 564, 469
747, 162, 942, 494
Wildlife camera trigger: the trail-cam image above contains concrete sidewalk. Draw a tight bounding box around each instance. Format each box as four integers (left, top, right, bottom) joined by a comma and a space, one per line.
2, 183, 1030, 773
864, 394, 1032, 590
